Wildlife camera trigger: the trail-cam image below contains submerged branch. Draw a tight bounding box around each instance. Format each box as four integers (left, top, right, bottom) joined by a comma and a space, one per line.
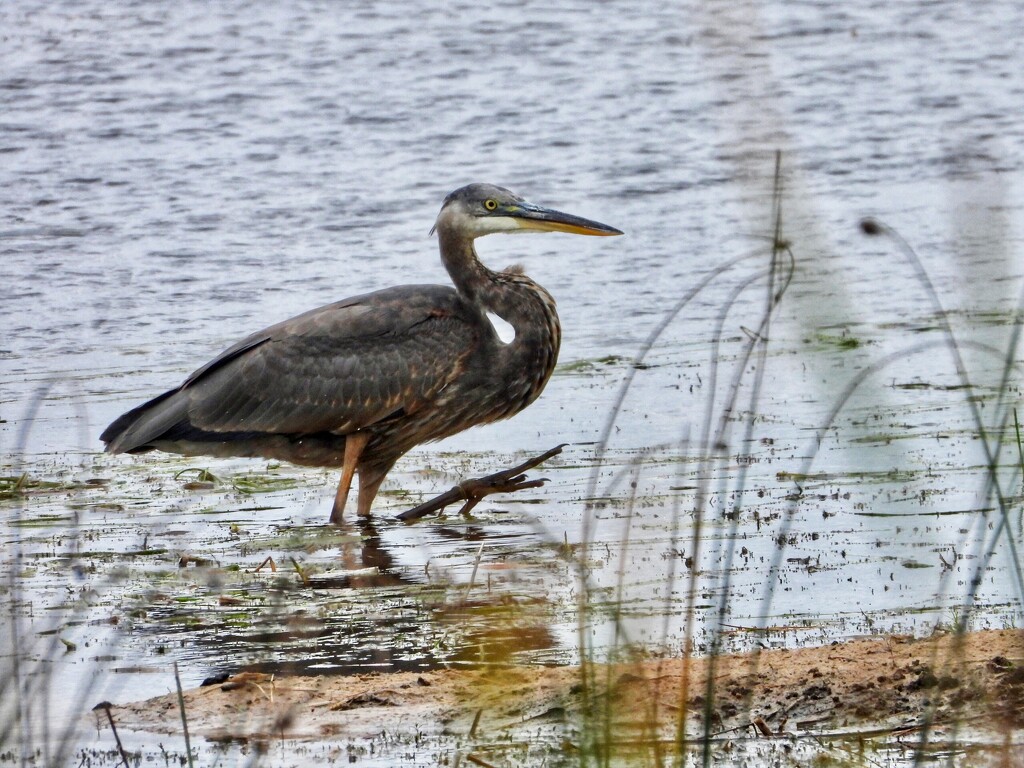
396, 444, 566, 521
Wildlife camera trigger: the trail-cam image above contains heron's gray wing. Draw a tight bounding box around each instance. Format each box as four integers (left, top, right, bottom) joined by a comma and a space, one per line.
182, 285, 479, 435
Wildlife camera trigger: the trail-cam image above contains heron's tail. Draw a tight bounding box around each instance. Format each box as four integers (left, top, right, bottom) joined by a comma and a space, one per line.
101, 389, 189, 454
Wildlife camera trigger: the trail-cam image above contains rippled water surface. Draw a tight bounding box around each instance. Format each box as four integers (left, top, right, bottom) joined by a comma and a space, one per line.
2, 1, 1023, 765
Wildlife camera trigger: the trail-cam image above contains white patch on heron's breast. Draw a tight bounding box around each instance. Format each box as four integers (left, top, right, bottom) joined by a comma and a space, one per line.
486, 311, 516, 344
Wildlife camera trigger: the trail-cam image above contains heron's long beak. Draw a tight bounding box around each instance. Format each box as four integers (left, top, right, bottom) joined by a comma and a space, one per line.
507, 202, 623, 236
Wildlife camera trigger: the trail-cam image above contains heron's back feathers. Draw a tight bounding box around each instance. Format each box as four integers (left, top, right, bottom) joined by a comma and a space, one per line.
101, 285, 481, 459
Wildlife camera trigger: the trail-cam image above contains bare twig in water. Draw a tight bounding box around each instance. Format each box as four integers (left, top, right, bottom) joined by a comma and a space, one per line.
469, 707, 483, 736
92, 702, 130, 768
253, 556, 277, 573
463, 543, 485, 606
396, 444, 565, 521
174, 662, 195, 768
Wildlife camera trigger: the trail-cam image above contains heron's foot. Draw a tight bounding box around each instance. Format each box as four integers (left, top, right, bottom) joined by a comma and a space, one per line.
396, 444, 566, 522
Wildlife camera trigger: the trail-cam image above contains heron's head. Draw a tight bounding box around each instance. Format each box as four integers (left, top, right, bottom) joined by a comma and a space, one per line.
432, 183, 623, 240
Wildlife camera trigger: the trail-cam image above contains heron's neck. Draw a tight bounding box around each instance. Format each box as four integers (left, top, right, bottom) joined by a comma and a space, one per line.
438, 228, 560, 409
437, 229, 497, 303
437, 228, 560, 350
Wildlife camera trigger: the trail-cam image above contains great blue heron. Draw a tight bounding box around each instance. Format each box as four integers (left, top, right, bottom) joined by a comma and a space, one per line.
102, 183, 622, 523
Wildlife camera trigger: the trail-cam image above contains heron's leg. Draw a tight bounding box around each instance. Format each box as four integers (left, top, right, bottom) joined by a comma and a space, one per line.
330, 432, 370, 525
355, 460, 395, 517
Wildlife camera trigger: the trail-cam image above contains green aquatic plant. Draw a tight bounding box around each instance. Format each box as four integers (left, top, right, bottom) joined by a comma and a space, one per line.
231, 472, 300, 494
0, 473, 81, 500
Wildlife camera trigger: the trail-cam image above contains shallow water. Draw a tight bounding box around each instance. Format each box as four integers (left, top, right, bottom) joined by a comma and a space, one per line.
2, 0, 1023, 764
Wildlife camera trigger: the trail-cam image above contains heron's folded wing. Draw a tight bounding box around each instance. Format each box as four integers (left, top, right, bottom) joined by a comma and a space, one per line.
184, 286, 478, 435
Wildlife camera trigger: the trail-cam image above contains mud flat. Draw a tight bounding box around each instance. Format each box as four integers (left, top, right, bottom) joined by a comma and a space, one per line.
94, 629, 1023, 764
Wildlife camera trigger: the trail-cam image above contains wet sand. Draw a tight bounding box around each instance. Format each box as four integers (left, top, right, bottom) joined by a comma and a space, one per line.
99, 629, 1023, 755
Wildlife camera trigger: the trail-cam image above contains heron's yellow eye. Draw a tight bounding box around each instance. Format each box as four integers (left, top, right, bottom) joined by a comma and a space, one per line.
483, 199, 498, 211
